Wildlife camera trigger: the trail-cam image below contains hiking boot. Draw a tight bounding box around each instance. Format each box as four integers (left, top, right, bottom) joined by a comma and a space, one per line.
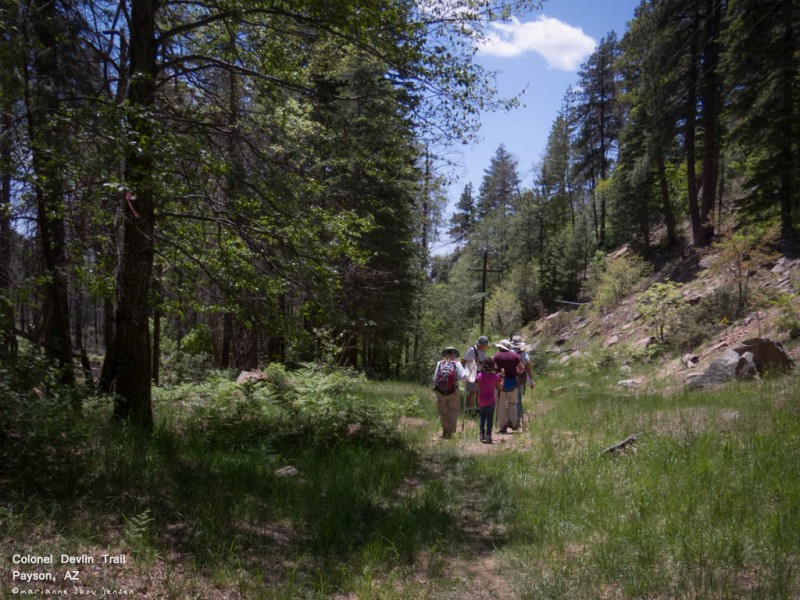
497, 427, 508, 434
486, 436, 493, 444
479, 433, 485, 443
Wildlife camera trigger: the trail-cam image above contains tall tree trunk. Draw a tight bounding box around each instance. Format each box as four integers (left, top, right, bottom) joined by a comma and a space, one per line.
698, 0, 723, 246
685, 4, 701, 246
109, 0, 158, 428
0, 110, 15, 357
778, 6, 796, 239
73, 288, 93, 385
658, 156, 678, 247
152, 278, 161, 386
220, 312, 233, 368
24, 0, 74, 385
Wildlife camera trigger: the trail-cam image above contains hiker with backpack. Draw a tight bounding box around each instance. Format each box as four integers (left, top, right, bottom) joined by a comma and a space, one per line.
492, 339, 524, 434
511, 334, 535, 426
462, 335, 490, 416
432, 346, 470, 439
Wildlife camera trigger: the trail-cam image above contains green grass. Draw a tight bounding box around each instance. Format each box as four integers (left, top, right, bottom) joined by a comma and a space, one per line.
2, 363, 800, 598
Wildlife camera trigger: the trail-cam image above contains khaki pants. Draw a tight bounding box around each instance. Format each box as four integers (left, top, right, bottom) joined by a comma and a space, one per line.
435, 390, 460, 436
496, 389, 518, 429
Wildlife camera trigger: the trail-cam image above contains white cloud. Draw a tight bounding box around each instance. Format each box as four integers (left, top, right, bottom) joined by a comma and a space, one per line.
478, 16, 596, 71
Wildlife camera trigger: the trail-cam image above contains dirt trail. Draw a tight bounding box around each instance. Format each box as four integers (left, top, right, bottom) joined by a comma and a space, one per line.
406, 415, 533, 599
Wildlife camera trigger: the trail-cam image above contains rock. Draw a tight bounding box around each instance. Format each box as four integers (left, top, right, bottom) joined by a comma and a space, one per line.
620, 364, 633, 375
687, 340, 791, 390
636, 336, 657, 348
682, 292, 703, 305
236, 369, 266, 385
608, 246, 629, 260
618, 377, 645, 388
683, 353, 700, 368
551, 386, 566, 395
770, 257, 799, 274
699, 254, 718, 269
555, 333, 572, 346
559, 354, 571, 365
605, 334, 620, 347
687, 350, 741, 389
736, 351, 759, 379
685, 372, 704, 384
275, 466, 299, 478
732, 338, 794, 373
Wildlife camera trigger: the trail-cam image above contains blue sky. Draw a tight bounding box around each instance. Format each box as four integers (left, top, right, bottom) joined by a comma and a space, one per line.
433, 0, 641, 253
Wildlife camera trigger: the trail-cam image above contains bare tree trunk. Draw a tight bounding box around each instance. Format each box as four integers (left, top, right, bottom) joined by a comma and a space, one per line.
0, 110, 15, 358
658, 156, 677, 247
220, 312, 233, 368
24, 0, 74, 386
686, 3, 701, 246
698, 0, 722, 246
778, 7, 796, 240
109, 0, 158, 429
152, 278, 161, 386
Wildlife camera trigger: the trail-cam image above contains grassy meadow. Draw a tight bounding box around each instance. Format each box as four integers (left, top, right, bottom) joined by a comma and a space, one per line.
2, 359, 800, 599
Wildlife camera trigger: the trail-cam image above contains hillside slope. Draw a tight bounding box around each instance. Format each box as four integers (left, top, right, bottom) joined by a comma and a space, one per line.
529, 242, 800, 389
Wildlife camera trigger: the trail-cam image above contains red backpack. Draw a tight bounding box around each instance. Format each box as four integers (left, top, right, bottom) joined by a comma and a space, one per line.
435, 360, 458, 394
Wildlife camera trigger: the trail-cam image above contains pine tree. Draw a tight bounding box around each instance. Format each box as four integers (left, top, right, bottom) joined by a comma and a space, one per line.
477, 144, 521, 220
449, 183, 477, 247
724, 0, 800, 238
573, 33, 623, 247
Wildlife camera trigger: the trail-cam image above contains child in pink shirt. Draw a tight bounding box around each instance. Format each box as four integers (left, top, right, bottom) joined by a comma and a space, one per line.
476, 358, 502, 444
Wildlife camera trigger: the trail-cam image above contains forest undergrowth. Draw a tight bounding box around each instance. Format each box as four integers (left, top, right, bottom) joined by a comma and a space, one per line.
2, 351, 800, 599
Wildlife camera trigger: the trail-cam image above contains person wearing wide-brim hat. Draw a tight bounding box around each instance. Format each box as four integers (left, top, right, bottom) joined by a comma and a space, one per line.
462, 335, 490, 416
432, 346, 470, 439
492, 339, 524, 434
510, 334, 536, 427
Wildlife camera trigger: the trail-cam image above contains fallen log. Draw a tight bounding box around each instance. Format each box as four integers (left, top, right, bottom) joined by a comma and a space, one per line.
602, 433, 641, 455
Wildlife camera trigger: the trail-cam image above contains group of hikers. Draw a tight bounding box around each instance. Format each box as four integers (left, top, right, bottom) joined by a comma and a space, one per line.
432, 334, 535, 443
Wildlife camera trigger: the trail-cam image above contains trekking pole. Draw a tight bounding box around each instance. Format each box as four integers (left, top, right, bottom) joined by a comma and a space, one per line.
460, 387, 465, 434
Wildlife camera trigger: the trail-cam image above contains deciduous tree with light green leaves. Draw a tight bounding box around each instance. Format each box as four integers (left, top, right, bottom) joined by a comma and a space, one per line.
637, 280, 686, 342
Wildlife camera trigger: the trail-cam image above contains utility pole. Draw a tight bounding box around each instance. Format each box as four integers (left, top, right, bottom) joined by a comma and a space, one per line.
470, 249, 502, 334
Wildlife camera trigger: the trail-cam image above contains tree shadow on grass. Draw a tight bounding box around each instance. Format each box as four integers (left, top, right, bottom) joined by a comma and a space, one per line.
1, 409, 508, 595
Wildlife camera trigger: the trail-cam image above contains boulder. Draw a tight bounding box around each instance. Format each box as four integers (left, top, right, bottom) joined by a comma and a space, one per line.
736, 351, 759, 380
731, 338, 793, 373
275, 466, 300, 478
618, 377, 645, 388
686, 339, 791, 390
687, 350, 741, 389
236, 369, 266, 385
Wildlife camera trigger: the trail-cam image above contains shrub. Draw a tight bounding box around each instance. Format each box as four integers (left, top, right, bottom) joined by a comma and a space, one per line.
583, 250, 651, 313
772, 292, 800, 339
181, 324, 214, 356
671, 289, 737, 351
637, 280, 687, 342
